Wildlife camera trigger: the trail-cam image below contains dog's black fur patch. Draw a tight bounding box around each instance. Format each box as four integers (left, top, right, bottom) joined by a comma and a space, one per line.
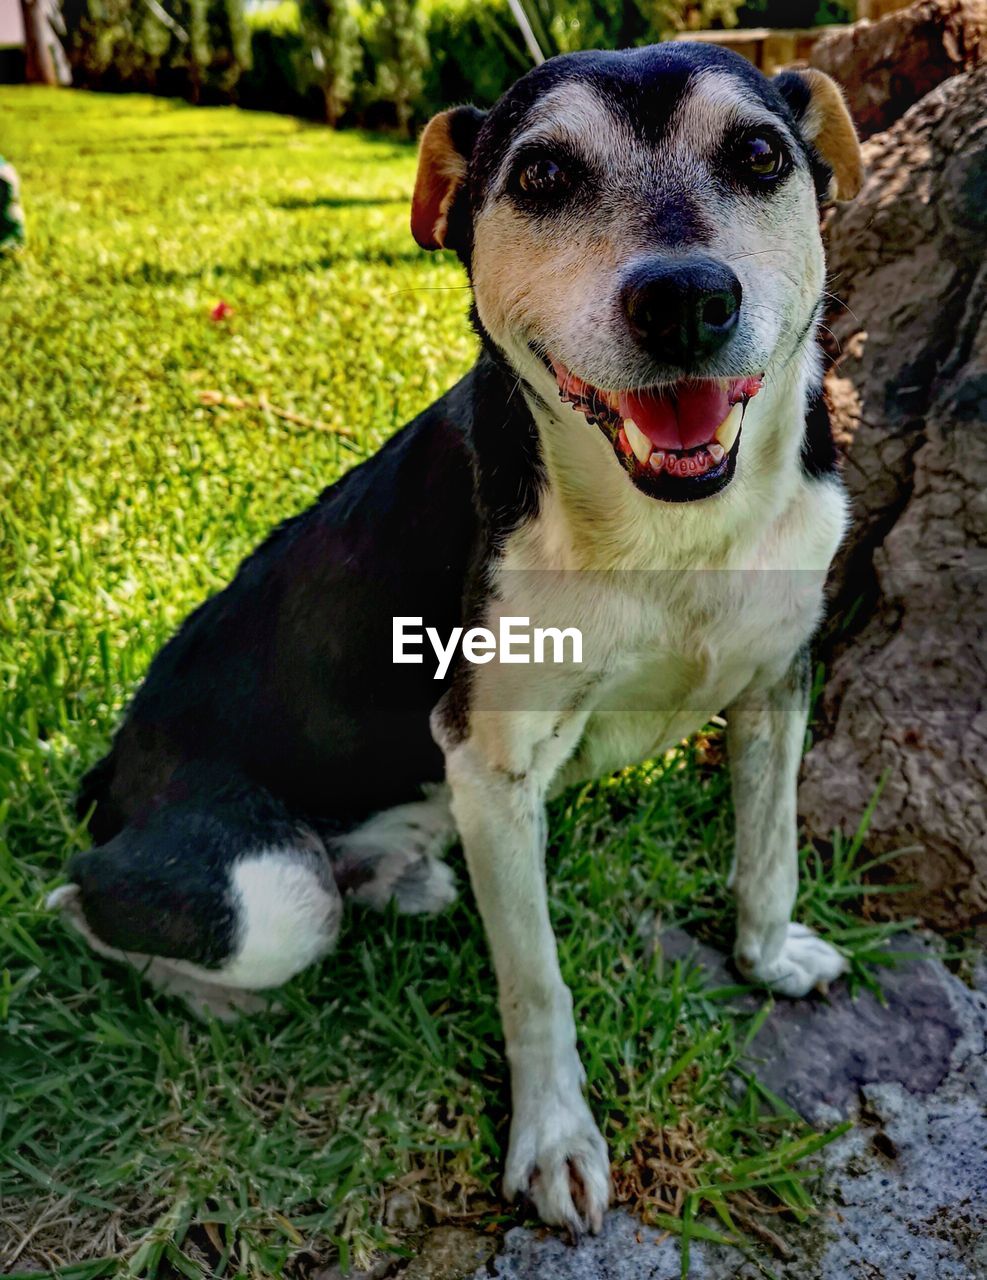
800, 382, 839, 480
78, 351, 542, 853
70, 766, 314, 965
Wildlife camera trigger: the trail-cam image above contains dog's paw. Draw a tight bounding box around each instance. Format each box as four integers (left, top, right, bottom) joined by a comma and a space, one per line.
388, 853, 457, 915
331, 794, 458, 915
338, 847, 458, 915
504, 1096, 611, 1237
736, 922, 848, 998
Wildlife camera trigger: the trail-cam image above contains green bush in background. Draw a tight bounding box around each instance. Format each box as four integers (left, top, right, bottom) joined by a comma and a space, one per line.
61, 0, 251, 100
297, 0, 360, 123
364, 0, 430, 134
241, 0, 318, 116
56, 0, 851, 133
420, 0, 528, 120
736, 0, 852, 26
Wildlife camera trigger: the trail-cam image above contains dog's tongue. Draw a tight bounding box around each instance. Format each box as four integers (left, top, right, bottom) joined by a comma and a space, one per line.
617, 383, 731, 452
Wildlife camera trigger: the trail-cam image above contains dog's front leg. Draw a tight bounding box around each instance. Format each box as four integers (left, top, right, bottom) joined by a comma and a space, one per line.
443, 736, 611, 1235
727, 649, 848, 997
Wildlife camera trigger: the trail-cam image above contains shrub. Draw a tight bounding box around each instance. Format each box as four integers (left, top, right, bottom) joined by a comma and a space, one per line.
418, 0, 748, 123
360, 0, 429, 134
240, 1, 319, 116
297, 0, 361, 123
735, 0, 853, 25
60, 0, 855, 132
61, 0, 251, 100
420, 0, 528, 117
60, 0, 170, 91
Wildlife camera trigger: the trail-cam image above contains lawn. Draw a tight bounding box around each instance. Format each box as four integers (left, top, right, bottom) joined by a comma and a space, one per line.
0, 88, 895, 1279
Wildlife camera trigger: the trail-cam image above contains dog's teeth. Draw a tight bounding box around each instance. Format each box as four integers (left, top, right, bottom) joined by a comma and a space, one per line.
713, 403, 743, 453
648, 450, 666, 473
708, 442, 726, 464
623, 418, 652, 464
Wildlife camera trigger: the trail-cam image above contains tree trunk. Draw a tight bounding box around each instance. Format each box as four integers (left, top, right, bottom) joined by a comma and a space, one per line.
20, 0, 57, 86
809, 0, 986, 139
396, 95, 412, 138
798, 64, 987, 931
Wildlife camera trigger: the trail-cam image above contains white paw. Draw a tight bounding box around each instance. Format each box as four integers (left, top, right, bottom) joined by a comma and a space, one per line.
392, 854, 458, 915
736, 922, 848, 998
332, 793, 458, 916
504, 1094, 611, 1236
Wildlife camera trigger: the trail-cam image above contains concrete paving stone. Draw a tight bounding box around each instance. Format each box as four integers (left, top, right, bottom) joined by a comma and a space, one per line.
462, 932, 987, 1280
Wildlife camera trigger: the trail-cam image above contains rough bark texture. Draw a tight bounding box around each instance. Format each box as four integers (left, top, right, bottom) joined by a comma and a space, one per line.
810, 0, 986, 138
799, 67, 987, 931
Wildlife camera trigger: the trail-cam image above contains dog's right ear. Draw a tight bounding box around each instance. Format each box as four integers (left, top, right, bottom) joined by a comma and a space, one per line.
411, 106, 486, 252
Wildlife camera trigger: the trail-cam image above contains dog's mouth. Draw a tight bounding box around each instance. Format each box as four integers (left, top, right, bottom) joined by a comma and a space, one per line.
549, 356, 764, 503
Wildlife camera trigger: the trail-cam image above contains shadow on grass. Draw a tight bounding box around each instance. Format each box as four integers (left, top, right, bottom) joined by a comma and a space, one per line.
73, 134, 304, 156
116, 247, 429, 287
273, 195, 408, 211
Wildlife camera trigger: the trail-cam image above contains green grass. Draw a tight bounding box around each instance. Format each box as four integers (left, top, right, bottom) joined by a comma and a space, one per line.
0, 88, 900, 1279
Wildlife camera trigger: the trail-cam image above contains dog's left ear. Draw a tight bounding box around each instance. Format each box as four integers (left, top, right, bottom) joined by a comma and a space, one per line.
774, 68, 863, 201
411, 105, 487, 251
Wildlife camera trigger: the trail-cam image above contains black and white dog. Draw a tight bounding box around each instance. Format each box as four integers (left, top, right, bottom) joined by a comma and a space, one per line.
50, 43, 862, 1235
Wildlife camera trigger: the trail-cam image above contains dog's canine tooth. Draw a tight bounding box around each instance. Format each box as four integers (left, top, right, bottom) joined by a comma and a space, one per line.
623, 418, 651, 464
713, 403, 743, 453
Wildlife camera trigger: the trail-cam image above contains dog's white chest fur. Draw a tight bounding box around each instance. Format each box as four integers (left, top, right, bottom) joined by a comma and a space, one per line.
481, 462, 848, 789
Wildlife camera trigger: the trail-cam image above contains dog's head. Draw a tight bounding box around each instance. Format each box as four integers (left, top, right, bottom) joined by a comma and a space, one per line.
412, 44, 861, 504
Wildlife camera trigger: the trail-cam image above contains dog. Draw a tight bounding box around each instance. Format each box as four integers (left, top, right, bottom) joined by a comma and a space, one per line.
49, 42, 862, 1236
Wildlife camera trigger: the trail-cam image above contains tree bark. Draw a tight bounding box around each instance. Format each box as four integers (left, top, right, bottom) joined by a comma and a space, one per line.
20, 0, 58, 86
799, 66, 987, 931
810, 0, 986, 139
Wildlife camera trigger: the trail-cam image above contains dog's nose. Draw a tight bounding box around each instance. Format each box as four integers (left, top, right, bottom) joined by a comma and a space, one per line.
620, 258, 742, 367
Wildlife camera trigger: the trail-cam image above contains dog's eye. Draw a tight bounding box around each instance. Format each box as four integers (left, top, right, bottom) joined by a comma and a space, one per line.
517, 158, 566, 197
738, 133, 785, 181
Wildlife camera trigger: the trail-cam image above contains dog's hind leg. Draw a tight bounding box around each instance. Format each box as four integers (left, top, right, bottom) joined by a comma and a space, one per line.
726, 648, 848, 997
48, 776, 342, 1019
328, 786, 458, 916
46, 885, 290, 1019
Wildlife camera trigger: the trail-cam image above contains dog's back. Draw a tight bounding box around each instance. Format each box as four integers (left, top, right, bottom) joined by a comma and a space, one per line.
77, 379, 484, 843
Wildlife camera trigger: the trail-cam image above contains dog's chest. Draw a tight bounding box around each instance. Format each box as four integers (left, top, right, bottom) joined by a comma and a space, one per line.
553, 567, 815, 783
489, 479, 844, 785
